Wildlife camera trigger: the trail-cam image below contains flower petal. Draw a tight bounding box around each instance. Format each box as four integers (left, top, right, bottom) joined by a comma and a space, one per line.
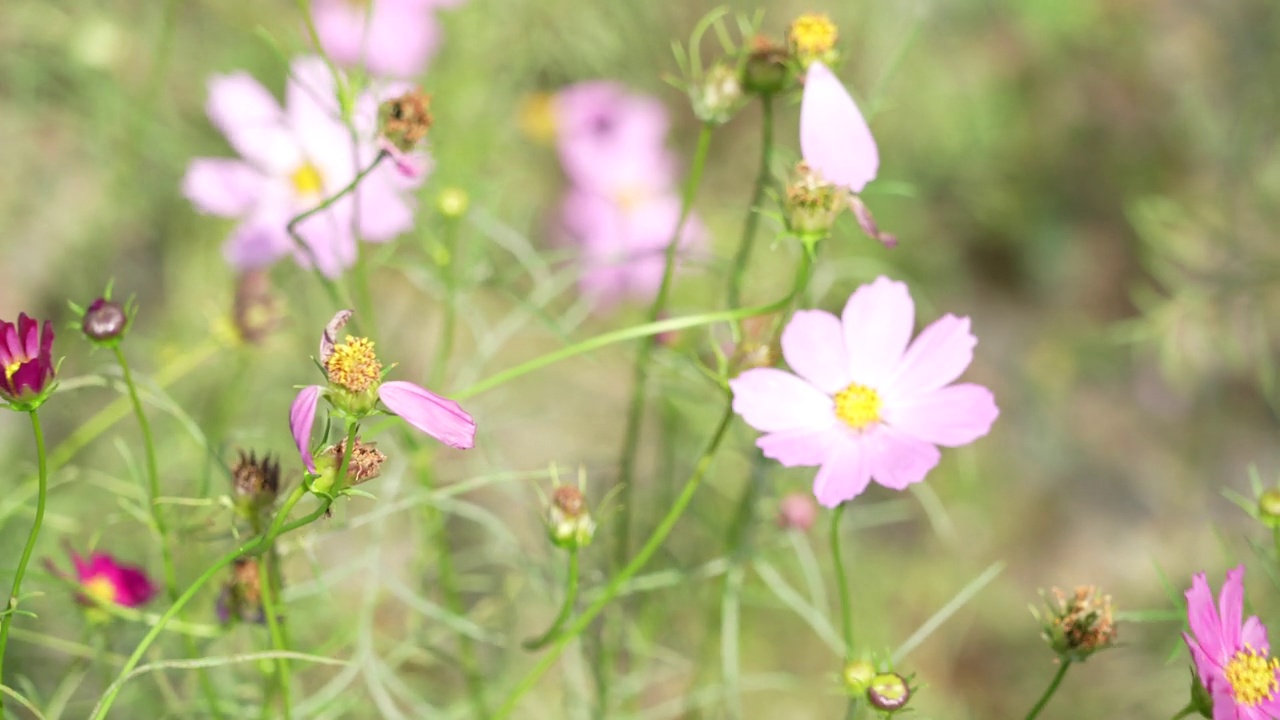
882, 383, 999, 447
183, 159, 265, 217
320, 310, 355, 363
290, 386, 322, 473
756, 425, 841, 467
882, 314, 977, 401
781, 310, 851, 394
378, 381, 476, 449
841, 277, 914, 388
811, 437, 872, 508
729, 368, 834, 433
1242, 615, 1270, 655
1186, 572, 1228, 666
799, 61, 878, 193
206, 73, 299, 173
866, 427, 941, 490
1219, 565, 1245, 652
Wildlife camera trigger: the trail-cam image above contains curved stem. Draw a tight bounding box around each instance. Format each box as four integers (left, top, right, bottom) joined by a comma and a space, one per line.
523, 548, 580, 651
614, 123, 715, 566
0, 410, 48, 720
831, 503, 854, 657
726, 95, 775, 327
1024, 660, 1072, 720
259, 550, 291, 719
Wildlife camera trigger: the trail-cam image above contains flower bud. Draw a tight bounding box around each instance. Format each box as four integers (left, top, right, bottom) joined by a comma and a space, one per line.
1259, 487, 1280, 528
866, 672, 911, 712
1035, 585, 1117, 662
784, 162, 844, 249
742, 35, 790, 96
231, 450, 280, 515
787, 13, 839, 69
777, 493, 817, 532
690, 61, 744, 125
549, 485, 596, 550
378, 89, 433, 154
217, 558, 265, 625
437, 187, 469, 219
842, 659, 876, 695
82, 298, 128, 344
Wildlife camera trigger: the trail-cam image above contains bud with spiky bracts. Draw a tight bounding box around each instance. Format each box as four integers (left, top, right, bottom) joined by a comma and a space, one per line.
1034, 585, 1118, 663
231, 451, 280, 519
548, 484, 595, 550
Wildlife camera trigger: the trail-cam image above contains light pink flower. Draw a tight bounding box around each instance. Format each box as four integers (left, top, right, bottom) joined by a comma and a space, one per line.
799, 60, 878, 194
183, 56, 424, 278
729, 277, 998, 507
312, 0, 464, 79
56, 549, 157, 608
1183, 566, 1280, 719
554, 81, 676, 199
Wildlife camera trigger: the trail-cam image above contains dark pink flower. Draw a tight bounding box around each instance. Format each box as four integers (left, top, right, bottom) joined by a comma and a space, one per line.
1183, 566, 1280, 719
312, 0, 464, 79
729, 277, 998, 507
183, 56, 425, 278
65, 549, 157, 608
0, 313, 55, 407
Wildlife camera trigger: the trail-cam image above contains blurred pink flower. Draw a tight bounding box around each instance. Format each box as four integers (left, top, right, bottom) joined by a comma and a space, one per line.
61, 549, 157, 608
777, 493, 817, 531
729, 277, 998, 507
183, 56, 424, 278
312, 0, 464, 79
799, 60, 878, 194
1183, 566, 1280, 719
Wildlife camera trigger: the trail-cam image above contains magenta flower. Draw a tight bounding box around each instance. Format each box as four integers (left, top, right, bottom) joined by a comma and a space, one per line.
290, 310, 475, 473
0, 313, 55, 409
799, 60, 878, 194
729, 277, 998, 507
183, 56, 424, 278
60, 549, 157, 608
1183, 566, 1280, 719
312, 0, 463, 79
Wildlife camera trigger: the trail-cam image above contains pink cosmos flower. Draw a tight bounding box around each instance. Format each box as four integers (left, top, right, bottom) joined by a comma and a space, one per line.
728, 277, 999, 507
0, 313, 55, 407
290, 310, 475, 473
312, 0, 464, 79
554, 81, 676, 197
799, 60, 877, 194
183, 56, 424, 278
1183, 566, 1280, 719
57, 549, 157, 608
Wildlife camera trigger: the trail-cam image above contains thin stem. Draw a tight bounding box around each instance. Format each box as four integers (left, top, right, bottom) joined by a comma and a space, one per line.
615, 123, 715, 566
90, 485, 322, 720
721, 564, 745, 720
431, 214, 462, 389
523, 548, 581, 651
112, 347, 224, 719
831, 503, 853, 657
259, 550, 290, 720
726, 95, 775, 326
1024, 660, 1072, 720
0, 410, 48, 720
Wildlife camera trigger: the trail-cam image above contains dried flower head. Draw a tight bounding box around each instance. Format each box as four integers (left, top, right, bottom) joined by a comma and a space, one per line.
784, 161, 845, 247
1037, 585, 1117, 662
231, 450, 280, 506
379, 89, 433, 154
324, 437, 388, 485
217, 558, 265, 625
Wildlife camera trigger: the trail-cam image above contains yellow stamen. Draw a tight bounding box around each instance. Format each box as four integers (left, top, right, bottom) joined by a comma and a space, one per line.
789, 13, 839, 58
82, 575, 118, 605
834, 382, 881, 430
290, 162, 324, 197
324, 336, 382, 394
4, 360, 19, 381
1225, 646, 1280, 706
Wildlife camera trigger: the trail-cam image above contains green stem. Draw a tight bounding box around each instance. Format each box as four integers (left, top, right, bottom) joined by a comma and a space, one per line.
90, 484, 321, 720
615, 123, 715, 566
726, 95, 775, 327
431, 214, 462, 389
1024, 660, 1072, 720
0, 410, 48, 720
523, 548, 581, 651
259, 550, 290, 720
491, 401, 737, 720
112, 347, 224, 719
831, 503, 853, 657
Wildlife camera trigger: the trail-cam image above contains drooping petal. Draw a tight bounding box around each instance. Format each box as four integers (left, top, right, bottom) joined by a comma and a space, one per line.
729, 368, 835, 433
811, 437, 872, 508
799, 61, 878, 193
881, 383, 999, 447
320, 310, 355, 363
781, 310, 851, 394
756, 425, 841, 467
206, 73, 299, 174
882, 314, 977, 402
1219, 565, 1245, 652
290, 385, 322, 473
183, 159, 265, 217
841, 277, 914, 388
865, 427, 941, 490
1185, 572, 1228, 666
378, 380, 476, 449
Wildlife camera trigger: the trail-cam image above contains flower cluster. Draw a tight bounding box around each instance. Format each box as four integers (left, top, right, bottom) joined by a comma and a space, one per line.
552, 81, 706, 310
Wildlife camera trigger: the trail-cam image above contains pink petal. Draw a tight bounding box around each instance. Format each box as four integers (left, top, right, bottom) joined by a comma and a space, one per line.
865, 427, 941, 490
355, 169, 418, 241
286, 55, 340, 125
1182, 632, 1218, 694
729, 368, 834, 433
1186, 572, 1228, 665
206, 73, 298, 173
290, 385, 322, 473
841, 277, 914, 388
222, 209, 294, 272
320, 310, 354, 363
1242, 616, 1271, 655
799, 61, 878, 193
1219, 565, 1245, 652
312, 0, 440, 79
756, 426, 840, 467
811, 437, 872, 508
781, 310, 851, 394
378, 380, 476, 449
882, 314, 977, 401
881, 383, 998, 448
183, 159, 264, 217
1210, 687, 1236, 720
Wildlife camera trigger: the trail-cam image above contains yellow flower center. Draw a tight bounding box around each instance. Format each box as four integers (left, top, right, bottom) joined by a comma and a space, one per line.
789, 13, 838, 58
324, 336, 382, 394
290, 162, 325, 198
82, 576, 117, 604
3, 360, 20, 382
1225, 647, 1280, 706
518, 92, 558, 144
834, 382, 882, 431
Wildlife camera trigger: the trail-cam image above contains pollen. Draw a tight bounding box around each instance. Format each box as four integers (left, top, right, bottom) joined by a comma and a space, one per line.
290, 162, 325, 198
324, 336, 383, 394
82, 575, 118, 605
788, 13, 839, 58
3, 360, 19, 381
835, 382, 881, 430
1225, 646, 1280, 706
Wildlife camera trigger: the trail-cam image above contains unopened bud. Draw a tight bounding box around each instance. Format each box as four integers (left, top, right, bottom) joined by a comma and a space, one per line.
742, 35, 791, 96
690, 62, 744, 125
788, 13, 839, 69
784, 162, 844, 249
549, 486, 595, 550
1259, 487, 1280, 527
1036, 585, 1117, 662
231, 450, 280, 514
842, 659, 876, 695
866, 672, 911, 712
778, 493, 817, 532
438, 188, 469, 219
217, 558, 265, 625
378, 89, 433, 154
82, 298, 128, 344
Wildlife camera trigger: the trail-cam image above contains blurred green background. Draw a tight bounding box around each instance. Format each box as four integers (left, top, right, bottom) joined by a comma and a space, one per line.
3, 0, 1280, 717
